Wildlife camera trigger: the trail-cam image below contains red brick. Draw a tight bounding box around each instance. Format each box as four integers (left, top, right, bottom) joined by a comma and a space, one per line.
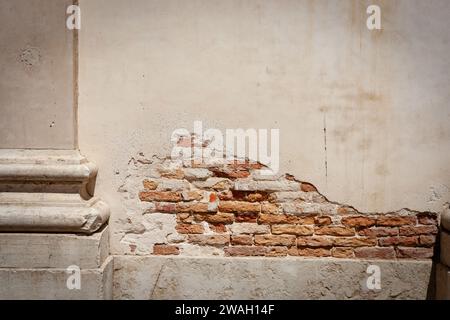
218, 190, 233, 200
261, 203, 281, 214
378, 236, 418, 247
188, 234, 230, 246
143, 180, 158, 190
254, 234, 296, 246
354, 247, 396, 259
219, 201, 260, 213
315, 216, 332, 225
419, 235, 436, 247
177, 202, 211, 213
315, 226, 355, 236
358, 227, 398, 237
333, 237, 377, 247
300, 182, 317, 192
399, 225, 438, 236
175, 223, 204, 234
396, 247, 434, 259
297, 236, 333, 247
337, 206, 358, 215
139, 191, 181, 202
235, 212, 258, 223
159, 168, 184, 179
196, 213, 234, 224
177, 213, 193, 223
224, 246, 266, 256
155, 202, 177, 213
210, 223, 227, 233
272, 224, 314, 236
153, 244, 179, 255
417, 212, 438, 225
332, 247, 355, 258
341, 216, 376, 228
231, 191, 269, 202
297, 248, 331, 257
258, 214, 310, 225
265, 246, 288, 257
377, 216, 416, 227
181, 191, 203, 201
231, 235, 253, 245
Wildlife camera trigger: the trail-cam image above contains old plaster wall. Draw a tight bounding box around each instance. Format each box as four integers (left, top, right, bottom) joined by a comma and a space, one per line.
0, 0, 76, 149
77, 0, 450, 256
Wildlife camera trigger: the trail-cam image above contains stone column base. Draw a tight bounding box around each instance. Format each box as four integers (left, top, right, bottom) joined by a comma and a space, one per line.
0, 226, 112, 299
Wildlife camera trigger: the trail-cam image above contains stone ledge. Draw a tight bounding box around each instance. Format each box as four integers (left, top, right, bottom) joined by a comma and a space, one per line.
0, 256, 113, 300
113, 255, 433, 299
0, 226, 109, 269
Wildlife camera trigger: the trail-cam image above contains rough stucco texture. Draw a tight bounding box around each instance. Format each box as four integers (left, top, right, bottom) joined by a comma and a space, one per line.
117, 151, 438, 260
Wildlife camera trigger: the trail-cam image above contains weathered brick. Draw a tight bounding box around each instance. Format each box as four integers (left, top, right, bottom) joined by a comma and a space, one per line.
184, 168, 212, 181
208, 223, 225, 233
283, 202, 337, 215
254, 234, 296, 246
417, 212, 438, 225
231, 191, 269, 202
333, 237, 377, 247
153, 244, 179, 255
211, 167, 250, 179
300, 182, 317, 192
159, 168, 184, 179
175, 223, 204, 234
315, 216, 332, 225
157, 179, 189, 191
219, 201, 260, 213
315, 226, 355, 236
154, 202, 177, 213
297, 236, 333, 247
196, 213, 235, 224
271, 224, 314, 236
419, 235, 436, 247
235, 212, 258, 223
337, 206, 358, 215
399, 225, 438, 236
181, 191, 204, 201
218, 190, 233, 200
377, 216, 416, 227
193, 178, 233, 191
358, 227, 398, 237
341, 216, 376, 228
354, 247, 396, 259
229, 223, 270, 235
297, 248, 331, 257
234, 180, 300, 192
143, 179, 158, 190
231, 235, 253, 245
224, 246, 266, 256
139, 191, 181, 202
332, 247, 355, 258
176, 202, 212, 213
265, 246, 288, 257
378, 236, 418, 247
177, 213, 193, 223
396, 247, 434, 259
261, 203, 281, 214
188, 234, 230, 246
258, 214, 308, 225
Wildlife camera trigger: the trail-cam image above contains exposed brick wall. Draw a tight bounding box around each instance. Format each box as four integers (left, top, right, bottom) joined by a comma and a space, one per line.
122, 154, 439, 260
